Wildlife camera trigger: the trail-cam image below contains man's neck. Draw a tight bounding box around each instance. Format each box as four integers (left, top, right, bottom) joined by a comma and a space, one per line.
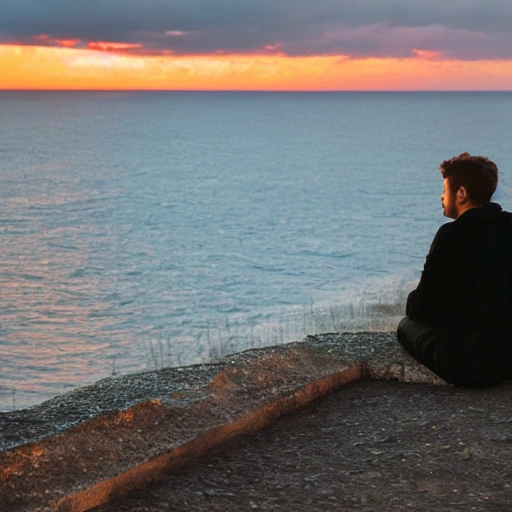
456, 202, 484, 219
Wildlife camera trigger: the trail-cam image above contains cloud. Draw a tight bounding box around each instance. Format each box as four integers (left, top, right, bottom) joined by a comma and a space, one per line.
411, 48, 443, 60
65, 51, 146, 70
87, 41, 143, 52
9, 33, 82, 49
165, 30, 188, 37
0, 0, 511, 59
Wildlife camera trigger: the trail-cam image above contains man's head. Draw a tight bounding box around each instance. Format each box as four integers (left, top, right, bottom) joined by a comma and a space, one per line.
439, 152, 498, 219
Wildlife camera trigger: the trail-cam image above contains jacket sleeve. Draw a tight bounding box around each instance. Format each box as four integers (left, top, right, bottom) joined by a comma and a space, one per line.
406, 224, 456, 325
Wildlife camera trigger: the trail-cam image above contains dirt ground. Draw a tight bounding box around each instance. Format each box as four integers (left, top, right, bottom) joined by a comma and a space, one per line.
93, 379, 512, 512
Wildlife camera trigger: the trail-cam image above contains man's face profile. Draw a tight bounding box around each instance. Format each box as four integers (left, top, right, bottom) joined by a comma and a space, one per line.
441, 178, 458, 219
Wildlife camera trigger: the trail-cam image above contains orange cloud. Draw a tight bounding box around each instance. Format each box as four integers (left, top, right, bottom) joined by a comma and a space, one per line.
22, 34, 81, 48
87, 41, 143, 52
33, 34, 51, 42
1, 43, 512, 91
57, 39, 81, 48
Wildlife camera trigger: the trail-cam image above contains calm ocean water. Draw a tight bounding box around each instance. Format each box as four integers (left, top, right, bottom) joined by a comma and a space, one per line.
1, 91, 511, 410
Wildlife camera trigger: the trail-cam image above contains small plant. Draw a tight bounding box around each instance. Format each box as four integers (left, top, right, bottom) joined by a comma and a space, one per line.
111, 356, 118, 376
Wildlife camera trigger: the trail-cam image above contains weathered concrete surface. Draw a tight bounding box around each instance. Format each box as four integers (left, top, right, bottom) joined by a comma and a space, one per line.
0, 333, 444, 512
96, 379, 512, 512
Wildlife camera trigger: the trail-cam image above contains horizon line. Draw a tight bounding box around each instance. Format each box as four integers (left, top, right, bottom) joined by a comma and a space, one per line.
1, 88, 511, 93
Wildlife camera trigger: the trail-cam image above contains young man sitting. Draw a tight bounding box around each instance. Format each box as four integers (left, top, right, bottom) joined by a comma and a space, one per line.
397, 152, 512, 387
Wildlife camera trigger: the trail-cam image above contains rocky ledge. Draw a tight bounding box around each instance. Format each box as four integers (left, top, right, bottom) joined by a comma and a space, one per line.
0, 332, 444, 512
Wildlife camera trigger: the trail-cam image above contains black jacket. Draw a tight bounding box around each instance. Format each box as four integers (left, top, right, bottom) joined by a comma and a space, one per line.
407, 203, 512, 356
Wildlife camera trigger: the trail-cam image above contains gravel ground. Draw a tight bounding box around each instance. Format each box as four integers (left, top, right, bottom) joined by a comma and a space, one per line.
93, 379, 512, 512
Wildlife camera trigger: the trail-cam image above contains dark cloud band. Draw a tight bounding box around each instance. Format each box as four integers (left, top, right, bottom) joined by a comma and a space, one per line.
1, 0, 511, 58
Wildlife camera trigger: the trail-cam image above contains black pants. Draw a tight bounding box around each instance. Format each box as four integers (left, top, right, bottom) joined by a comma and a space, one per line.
397, 316, 508, 387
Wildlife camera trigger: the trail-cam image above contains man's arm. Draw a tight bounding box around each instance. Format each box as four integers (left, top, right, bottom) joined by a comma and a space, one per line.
406, 224, 456, 325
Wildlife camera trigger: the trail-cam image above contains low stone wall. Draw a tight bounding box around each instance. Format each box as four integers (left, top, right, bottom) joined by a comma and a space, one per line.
0, 332, 444, 512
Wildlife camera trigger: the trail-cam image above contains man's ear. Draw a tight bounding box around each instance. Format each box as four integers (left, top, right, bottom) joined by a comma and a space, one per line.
457, 186, 469, 204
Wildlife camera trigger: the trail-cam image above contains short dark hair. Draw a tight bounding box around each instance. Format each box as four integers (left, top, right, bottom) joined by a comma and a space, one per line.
440, 152, 498, 205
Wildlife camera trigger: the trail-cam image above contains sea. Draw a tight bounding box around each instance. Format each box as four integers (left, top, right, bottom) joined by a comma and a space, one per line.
1, 91, 511, 411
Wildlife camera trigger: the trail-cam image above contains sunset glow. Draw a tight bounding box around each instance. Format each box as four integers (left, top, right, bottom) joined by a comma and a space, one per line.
1, 0, 511, 91
1, 43, 512, 91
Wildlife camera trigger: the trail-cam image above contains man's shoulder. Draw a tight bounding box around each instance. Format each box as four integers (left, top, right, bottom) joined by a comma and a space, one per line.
434, 220, 457, 240
426, 221, 458, 256
433, 205, 512, 246
432, 215, 482, 247
457, 203, 508, 222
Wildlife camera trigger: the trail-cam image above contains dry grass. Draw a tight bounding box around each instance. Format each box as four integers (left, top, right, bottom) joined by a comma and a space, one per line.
141, 293, 407, 371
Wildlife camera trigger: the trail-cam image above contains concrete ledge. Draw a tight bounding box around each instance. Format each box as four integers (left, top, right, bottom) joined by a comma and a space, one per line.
0, 332, 445, 512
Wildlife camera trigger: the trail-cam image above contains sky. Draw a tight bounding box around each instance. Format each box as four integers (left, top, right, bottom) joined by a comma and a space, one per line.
1, 0, 512, 90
